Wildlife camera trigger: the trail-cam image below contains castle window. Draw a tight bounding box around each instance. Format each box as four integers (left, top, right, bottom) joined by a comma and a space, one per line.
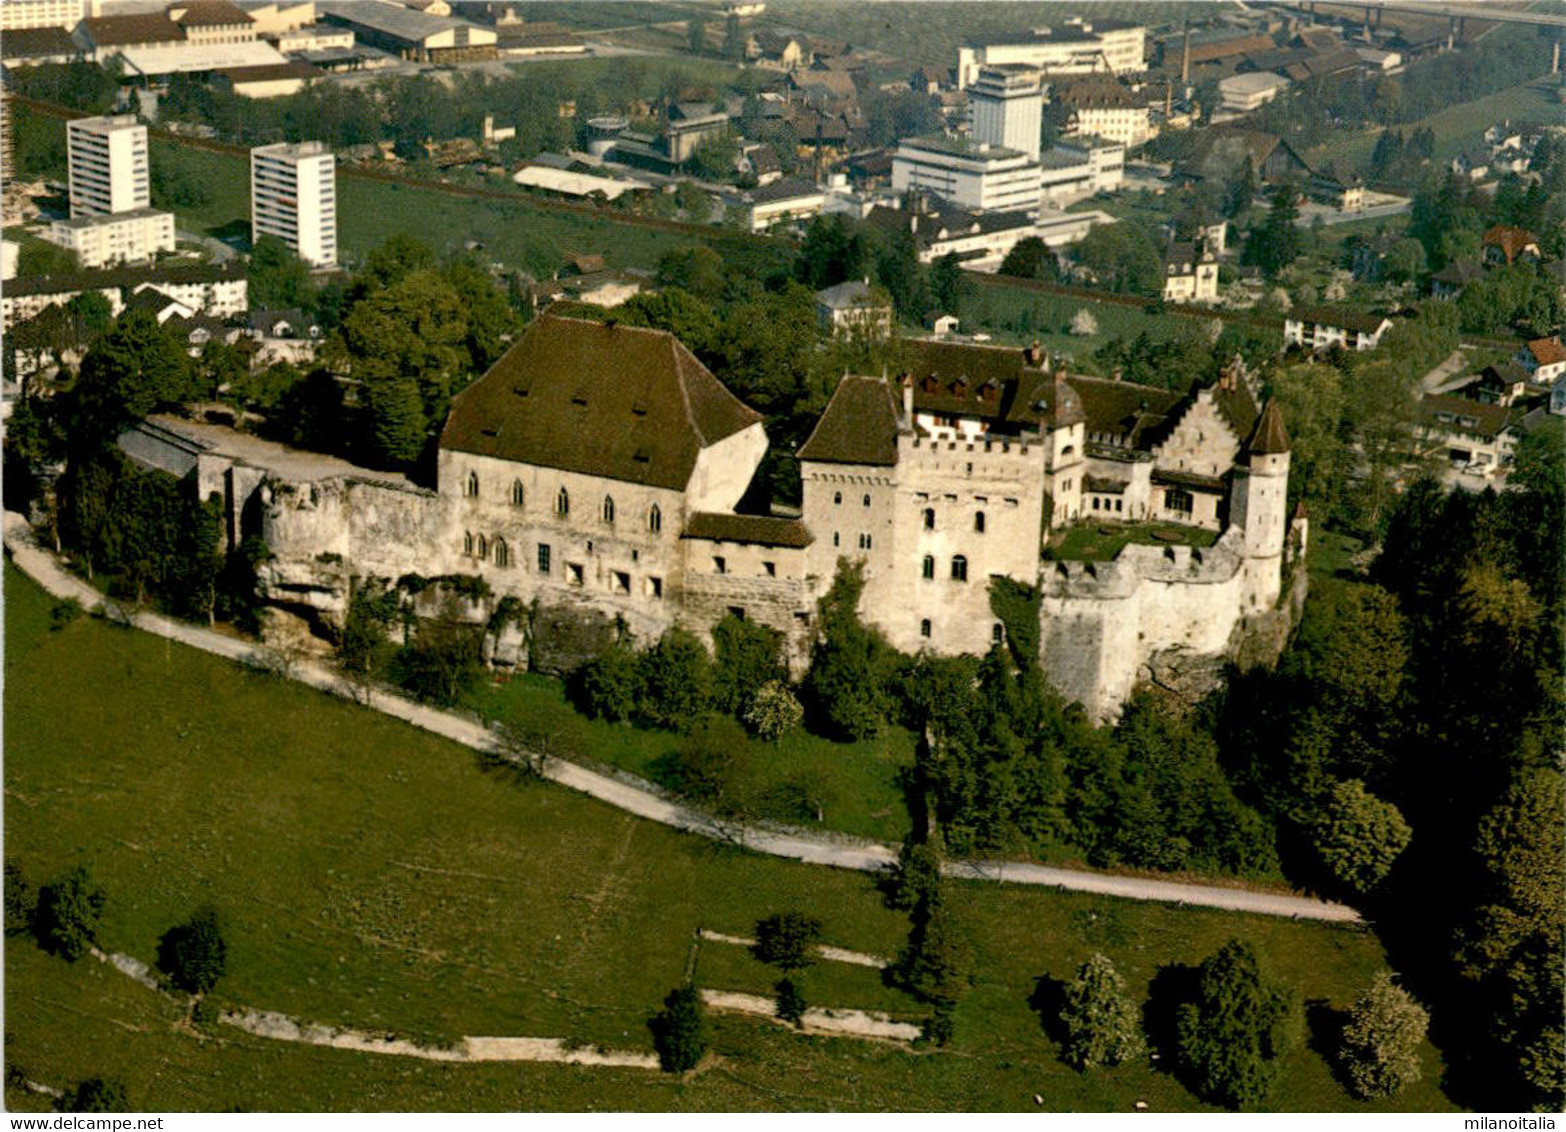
974, 511, 986, 533
833, 491, 842, 506
923, 507, 935, 530
464, 471, 479, 498
568, 563, 584, 586
494, 538, 509, 568
862, 493, 871, 508
833, 532, 840, 547
1166, 487, 1194, 516
992, 623, 1004, 645
951, 555, 968, 582
602, 495, 615, 524
922, 555, 935, 579
613, 571, 630, 594
1115, 499, 1123, 513
476, 534, 488, 560
556, 487, 570, 516
763, 561, 776, 577
648, 504, 662, 534
920, 619, 931, 638
1092, 498, 1101, 511
714, 556, 727, 575
463, 530, 474, 556
537, 543, 551, 574
510, 479, 525, 507
647, 576, 663, 599
1061, 445, 1075, 457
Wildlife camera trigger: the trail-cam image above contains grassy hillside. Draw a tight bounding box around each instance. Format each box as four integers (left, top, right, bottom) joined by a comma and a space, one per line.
4, 566, 1457, 1112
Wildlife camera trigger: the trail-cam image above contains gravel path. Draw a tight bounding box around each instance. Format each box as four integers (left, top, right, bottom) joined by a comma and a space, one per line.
699, 990, 923, 1043
5, 513, 1362, 925
698, 929, 890, 969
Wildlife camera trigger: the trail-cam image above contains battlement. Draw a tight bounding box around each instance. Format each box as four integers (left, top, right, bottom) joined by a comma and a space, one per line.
1038, 556, 1140, 598
1122, 527, 1245, 584
898, 432, 1046, 481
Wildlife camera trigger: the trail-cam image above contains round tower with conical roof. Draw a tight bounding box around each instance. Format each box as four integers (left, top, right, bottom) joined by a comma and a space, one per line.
1229, 396, 1291, 612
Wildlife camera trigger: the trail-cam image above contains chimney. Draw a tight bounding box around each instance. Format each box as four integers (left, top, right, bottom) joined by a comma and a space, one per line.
1181, 27, 1191, 83
900, 372, 914, 422
1112, 366, 1123, 382
1023, 339, 1045, 367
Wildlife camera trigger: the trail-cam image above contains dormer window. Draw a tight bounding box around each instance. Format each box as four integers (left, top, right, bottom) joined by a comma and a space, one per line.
921, 374, 940, 394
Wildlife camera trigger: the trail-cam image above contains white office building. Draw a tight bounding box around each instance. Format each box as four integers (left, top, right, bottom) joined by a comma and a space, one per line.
957, 17, 1145, 88
47, 207, 175, 268
67, 115, 150, 217
1037, 136, 1124, 207
250, 141, 336, 268
968, 65, 1043, 159
892, 135, 1041, 214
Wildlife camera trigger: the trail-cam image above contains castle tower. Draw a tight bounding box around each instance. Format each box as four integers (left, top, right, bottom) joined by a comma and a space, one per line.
1229, 397, 1291, 612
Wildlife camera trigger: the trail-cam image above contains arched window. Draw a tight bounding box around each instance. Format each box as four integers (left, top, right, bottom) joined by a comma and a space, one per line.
833, 491, 842, 506
974, 511, 986, 533
921, 555, 935, 579
1061, 444, 1075, 457
476, 534, 488, 560
951, 555, 968, 582
923, 507, 935, 530
465, 470, 479, 498
494, 538, 509, 568
510, 479, 525, 507
602, 495, 615, 524
648, 503, 662, 533
556, 487, 570, 516
862, 493, 871, 507
463, 531, 474, 556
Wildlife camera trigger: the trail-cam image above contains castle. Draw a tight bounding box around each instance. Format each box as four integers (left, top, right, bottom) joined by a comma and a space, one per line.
130, 313, 1302, 722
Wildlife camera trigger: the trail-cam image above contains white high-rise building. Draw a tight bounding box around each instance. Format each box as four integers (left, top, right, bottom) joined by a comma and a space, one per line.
968, 65, 1043, 159
67, 115, 151, 217
2, 0, 96, 31
250, 141, 337, 269
892, 135, 1041, 214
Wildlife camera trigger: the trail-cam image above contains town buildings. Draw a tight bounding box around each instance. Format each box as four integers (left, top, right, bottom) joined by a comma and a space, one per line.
957, 17, 1145, 87
58, 114, 175, 267
892, 134, 1042, 214
968, 64, 1044, 159
250, 141, 337, 268
2, 0, 95, 31
1162, 238, 1219, 304
48, 207, 176, 269
1284, 304, 1393, 352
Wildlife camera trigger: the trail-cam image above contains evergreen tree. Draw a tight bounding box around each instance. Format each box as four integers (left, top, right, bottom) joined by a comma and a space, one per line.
34, 866, 107, 961
156, 907, 228, 995
803, 560, 899, 740
1242, 183, 1303, 277
636, 628, 713, 730
753, 911, 823, 972
649, 986, 708, 1072
711, 614, 787, 717
1175, 939, 1303, 1109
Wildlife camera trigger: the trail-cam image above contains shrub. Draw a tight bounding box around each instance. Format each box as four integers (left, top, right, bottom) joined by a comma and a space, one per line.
803, 561, 899, 740
5, 861, 36, 937
1175, 939, 1303, 1109
1059, 953, 1146, 1070
922, 1001, 957, 1047
34, 866, 106, 960
48, 598, 83, 631
743, 680, 803, 741
655, 715, 744, 805
649, 986, 708, 1072
775, 977, 806, 1026
157, 907, 228, 994
56, 1078, 128, 1113
882, 838, 944, 913
1340, 972, 1429, 1099
893, 899, 971, 1006
753, 911, 823, 972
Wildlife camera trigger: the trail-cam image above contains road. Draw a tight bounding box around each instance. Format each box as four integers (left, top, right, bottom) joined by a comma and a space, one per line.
3, 511, 1362, 925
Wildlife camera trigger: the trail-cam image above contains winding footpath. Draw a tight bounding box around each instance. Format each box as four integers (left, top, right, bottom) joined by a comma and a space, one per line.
3, 512, 1361, 925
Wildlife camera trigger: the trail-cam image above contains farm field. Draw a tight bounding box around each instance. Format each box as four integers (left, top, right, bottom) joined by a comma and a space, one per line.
2, 564, 1458, 1112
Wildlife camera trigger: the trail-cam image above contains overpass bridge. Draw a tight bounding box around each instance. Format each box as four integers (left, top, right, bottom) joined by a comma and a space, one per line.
1270, 0, 1566, 61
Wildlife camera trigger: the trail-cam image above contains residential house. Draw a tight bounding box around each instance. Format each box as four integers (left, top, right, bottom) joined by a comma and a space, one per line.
1518, 336, 1566, 383
1431, 259, 1483, 299
1283, 303, 1392, 352
741, 177, 825, 231
1309, 165, 1363, 211
1417, 393, 1522, 481
1482, 225, 1541, 268
1162, 238, 1218, 303
1470, 362, 1532, 406
815, 280, 893, 338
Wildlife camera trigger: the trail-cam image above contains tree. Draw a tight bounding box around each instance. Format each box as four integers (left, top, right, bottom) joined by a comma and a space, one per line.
67, 309, 196, 449
722, 13, 745, 60
655, 245, 726, 305
930, 253, 962, 313
34, 865, 107, 960
616, 288, 719, 355
882, 837, 944, 913
1175, 939, 1303, 1109
156, 906, 228, 994
572, 640, 641, 723
1383, 237, 1427, 284
712, 614, 786, 716
1072, 221, 1162, 296
340, 269, 471, 429
56, 1078, 129, 1113
753, 911, 823, 972
657, 714, 743, 807
1243, 183, 1303, 277
797, 214, 868, 290
1268, 362, 1347, 512
636, 628, 712, 730
687, 18, 707, 54
649, 986, 708, 1072
1070, 308, 1099, 336
393, 596, 485, 706
364, 377, 427, 467
775, 976, 806, 1026
1059, 953, 1146, 1070
1310, 779, 1412, 894
247, 234, 316, 311
893, 898, 971, 1007
803, 560, 899, 740
742, 680, 803, 741
1339, 972, 1429, 1099
999, 236, 1057, 281
441, 254, 519, 374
